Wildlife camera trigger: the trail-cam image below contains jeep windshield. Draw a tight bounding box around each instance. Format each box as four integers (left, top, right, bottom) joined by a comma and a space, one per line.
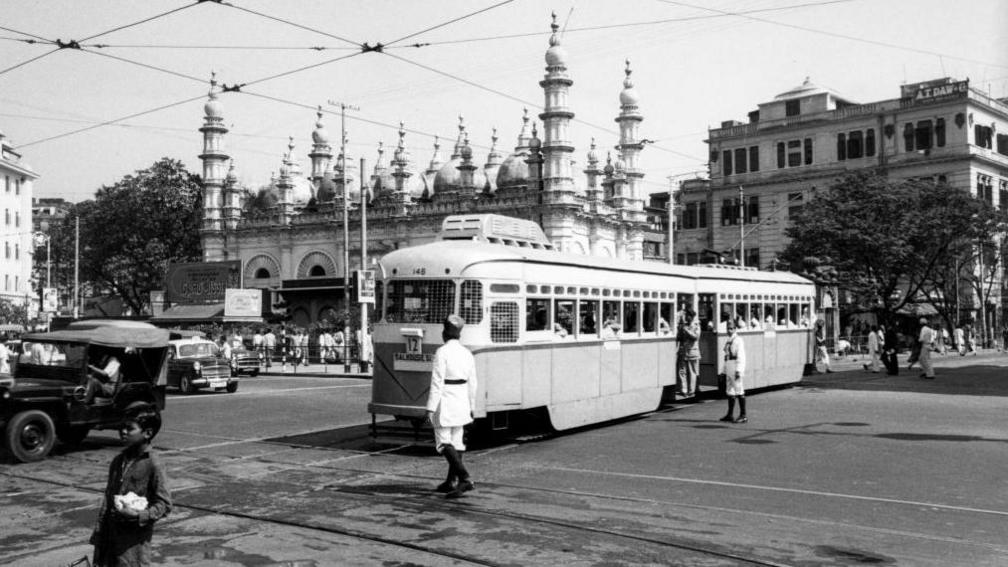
178, 342, 219, 358
19, 341, 88, 368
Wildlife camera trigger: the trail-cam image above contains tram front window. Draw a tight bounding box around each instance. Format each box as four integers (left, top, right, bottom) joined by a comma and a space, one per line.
579, 300, 599, 336
385, 280, 455, 324
697, 293, 715, 332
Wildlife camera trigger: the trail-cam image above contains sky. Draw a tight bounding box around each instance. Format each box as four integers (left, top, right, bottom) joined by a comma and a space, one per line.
2, 0, 1006, 203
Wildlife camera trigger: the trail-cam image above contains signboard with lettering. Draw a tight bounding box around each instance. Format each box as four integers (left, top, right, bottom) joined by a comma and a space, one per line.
42, 287, 57, 313
901, 79, 969, 104
165, 261, 241, 304
224, 288, 262, 317
357, 269, 376, 304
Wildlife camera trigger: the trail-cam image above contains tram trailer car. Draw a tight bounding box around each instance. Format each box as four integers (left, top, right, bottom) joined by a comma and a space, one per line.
369, 215, 816, 434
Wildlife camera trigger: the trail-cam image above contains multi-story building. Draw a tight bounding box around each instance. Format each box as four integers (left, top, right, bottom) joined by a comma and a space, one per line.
32, 197, 71, 233
197, 15, 651, 328
0, 129, 37, 308
673, 77, 1008, 334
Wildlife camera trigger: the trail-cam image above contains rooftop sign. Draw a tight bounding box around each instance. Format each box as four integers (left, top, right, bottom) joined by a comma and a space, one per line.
901, 79, 969, 104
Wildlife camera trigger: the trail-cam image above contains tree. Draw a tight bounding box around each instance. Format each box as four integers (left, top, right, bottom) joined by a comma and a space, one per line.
49, 158, 203, 315
781, 171, 1008, 326
0, 298, 30, 327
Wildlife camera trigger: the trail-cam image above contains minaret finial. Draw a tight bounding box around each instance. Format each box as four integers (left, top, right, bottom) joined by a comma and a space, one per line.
624, 59, 633, 87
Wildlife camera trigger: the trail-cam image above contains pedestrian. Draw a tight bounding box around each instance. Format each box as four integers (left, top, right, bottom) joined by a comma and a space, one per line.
1002, 326, 1008, 353
252, 328, 264, 364
863, 324, 881, 373
263, 327, 276, 368
917, 317, 935, 379
425, 315, 478, 499
357, 326, 373, 373
0, 335, 10, 374
90, 412, 172, 566
719, 317, 747, 423
966, 324, 977, 355
814, 319, 833, 373
882, 324, 900, 375
938, 326, 949, 356
218, 335, 231, 364
333, 325, 345, 363
677, 307, 701, 398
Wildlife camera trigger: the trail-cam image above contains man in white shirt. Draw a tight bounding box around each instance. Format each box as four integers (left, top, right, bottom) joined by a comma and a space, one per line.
863, 324, 881, 373
425, 315, 478, 499
719, 318, 748, 423
263, 328, 276, 368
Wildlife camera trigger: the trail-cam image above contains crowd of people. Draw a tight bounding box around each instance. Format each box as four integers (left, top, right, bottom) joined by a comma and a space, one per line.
191, 323, 373, 371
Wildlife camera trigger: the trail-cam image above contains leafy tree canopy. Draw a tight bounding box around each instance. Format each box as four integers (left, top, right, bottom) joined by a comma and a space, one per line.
49, 158, 203, 315
781, 171, 1008, 324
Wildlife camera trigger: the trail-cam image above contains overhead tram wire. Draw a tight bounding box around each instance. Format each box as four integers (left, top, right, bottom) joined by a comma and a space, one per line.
81, 43, 359, 51
658, 0, 1008, 71
81, 48, 207, 84
78, 1, 203, 43
0, 25, 54, 43
0, 49, 60, 78
382, 52, 706, 163
384, 0, 515, 47
219, 1, 360, 48
19, 94, 207, 148
384, 0, 853, 49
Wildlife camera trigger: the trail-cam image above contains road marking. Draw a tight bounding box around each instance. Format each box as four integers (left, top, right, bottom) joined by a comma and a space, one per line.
159, 421, 378, 453
540, 465, 1008, 518
167, 383, 369, 402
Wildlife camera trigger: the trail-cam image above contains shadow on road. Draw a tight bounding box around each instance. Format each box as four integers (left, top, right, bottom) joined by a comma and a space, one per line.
800, 363, 1008, 397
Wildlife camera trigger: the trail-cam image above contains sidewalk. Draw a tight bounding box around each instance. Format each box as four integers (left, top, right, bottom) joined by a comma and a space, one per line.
826, 346, 1006, 371
254, 360, 373, 379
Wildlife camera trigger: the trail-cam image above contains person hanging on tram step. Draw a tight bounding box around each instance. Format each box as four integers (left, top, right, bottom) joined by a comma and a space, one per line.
677, 307, 700, 398
425, 315, 478, 499
720, 318, 748, 424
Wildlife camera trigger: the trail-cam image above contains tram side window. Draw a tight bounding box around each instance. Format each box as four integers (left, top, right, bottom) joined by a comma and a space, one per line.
642, 302, 658, 333
459, 280, 483, 325
777, 304, 789, 327
749, 304, 763, 329
697, 293, 715, 332
789, 303, 801, 327
735, 302, 749, 329
623, 301, 641, 334
490, 302, 520, 343
526, 298, 550, 331
764, 303, 776, 328
719, 303, 734, 332
602, 300, 621, 337
659, 302, 674, 335
386, 280, 455, 323
554, 299, 575, 337
677, 293, 694, 315
579, 300, 599, 336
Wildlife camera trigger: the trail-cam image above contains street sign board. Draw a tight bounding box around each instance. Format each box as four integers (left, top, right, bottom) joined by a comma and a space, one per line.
357, 269, 376, 304
42, 287, 58, 312
224, 288, 262, 317
165, 261, 241, 304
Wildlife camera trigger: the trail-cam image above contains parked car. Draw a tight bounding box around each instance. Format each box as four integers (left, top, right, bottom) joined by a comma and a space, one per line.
228, 346, 260, 377
0, 327, 169, 463
167, 336, 238, 394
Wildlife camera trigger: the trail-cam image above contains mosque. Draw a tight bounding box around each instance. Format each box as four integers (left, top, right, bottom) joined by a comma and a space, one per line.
197, 15, 651, 327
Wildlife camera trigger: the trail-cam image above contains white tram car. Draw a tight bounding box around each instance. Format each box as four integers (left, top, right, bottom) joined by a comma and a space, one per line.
368, 215, 816, 432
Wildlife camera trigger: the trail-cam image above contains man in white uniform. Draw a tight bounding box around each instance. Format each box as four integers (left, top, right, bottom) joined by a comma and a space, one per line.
719, 319, 748, 423
425, 315, 478, 499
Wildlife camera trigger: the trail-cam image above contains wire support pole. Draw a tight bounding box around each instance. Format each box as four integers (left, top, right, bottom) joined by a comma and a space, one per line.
738, 185, 745, 267
329, 100, 359, 373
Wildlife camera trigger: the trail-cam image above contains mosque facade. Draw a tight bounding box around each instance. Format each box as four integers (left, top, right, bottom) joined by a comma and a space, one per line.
198, 16, 650, 328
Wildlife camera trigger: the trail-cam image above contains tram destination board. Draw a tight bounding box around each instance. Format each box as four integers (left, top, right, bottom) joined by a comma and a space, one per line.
393, 351, 434, 371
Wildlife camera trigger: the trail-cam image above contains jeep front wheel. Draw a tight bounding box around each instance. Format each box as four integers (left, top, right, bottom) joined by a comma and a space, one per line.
5, 410, 56, 463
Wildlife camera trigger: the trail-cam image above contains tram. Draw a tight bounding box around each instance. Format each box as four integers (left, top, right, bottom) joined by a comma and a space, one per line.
368, 214, 816, 433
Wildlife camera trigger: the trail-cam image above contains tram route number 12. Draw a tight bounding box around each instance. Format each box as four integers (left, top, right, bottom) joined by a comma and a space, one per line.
405, 336, 422, 355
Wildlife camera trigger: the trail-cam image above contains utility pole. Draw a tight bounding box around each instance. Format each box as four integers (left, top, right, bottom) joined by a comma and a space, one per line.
359, 157, 369, 372
738, 185, 745, 266
73, 216, 79, 318
329, 100, 359, 373
666, 175, 675, 264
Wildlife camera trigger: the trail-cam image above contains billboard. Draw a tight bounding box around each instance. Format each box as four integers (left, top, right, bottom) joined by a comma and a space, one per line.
357, 270, 376, 304
224, 288, 263, 317
42, 287, 58, 312
165, 261, 241, 304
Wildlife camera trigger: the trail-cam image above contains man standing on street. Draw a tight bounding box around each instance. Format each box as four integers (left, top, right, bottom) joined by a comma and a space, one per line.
882, 324, 900, 376
719, 318, 748, 423
677, 308, 701, 398
918, 317, 935, 379
425, 315, 478, 499
263, 327, 276, 369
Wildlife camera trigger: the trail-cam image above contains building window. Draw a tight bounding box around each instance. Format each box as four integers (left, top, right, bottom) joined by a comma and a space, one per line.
866, 128, 876, 156
747, 196, 759, 224
787, 140, 801, 167
997, 133, 1008, 156
686, 252, 699, 265
837, 133, 847, 160
777, 142, 785, 168
748, 146, 759, 172
904, 123, 915, 151
721, 198, 741, 226
785, 99, 801, 117
15, 179, 20, 195
14, 212, 19, 228
1000, 180, 1008, 213
4, 242, 9, 259
3, 210, 8, 226
787, 192, 804, 219
14, 243, 18, 260
682, 201, 706, 229
975, 125, 993, 149
734, 148, 747, 174
915, 120, 933, 150
935, 119, 946, 147
847, 131, 864, 159
978, 174, 994, 204
745, 248, 760, 268
3, 177, 8, 193
803, 138, 813, 165
4, 275, 7, 291
722, 150, 733, 176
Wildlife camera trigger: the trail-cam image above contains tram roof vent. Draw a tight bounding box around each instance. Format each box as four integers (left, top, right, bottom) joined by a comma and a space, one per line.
440, 214, 554, 250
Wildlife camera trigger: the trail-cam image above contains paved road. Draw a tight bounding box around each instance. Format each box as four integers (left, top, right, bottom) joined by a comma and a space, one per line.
2, 353, 1007, 566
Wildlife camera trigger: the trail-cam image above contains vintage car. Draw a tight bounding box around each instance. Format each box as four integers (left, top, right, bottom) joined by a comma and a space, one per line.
0, 326, 169, 463
228, 346, 260, 377
167, 336, 238, 394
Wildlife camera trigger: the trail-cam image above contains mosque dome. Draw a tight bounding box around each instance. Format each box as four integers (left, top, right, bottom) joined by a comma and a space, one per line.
311, 113, 330, 145
290, 176, 313, 205
433, 157, 463, 193
619, 60, 640, 106
544, 14, 567, 67
315, 171, 337, 202
495, 150, 530, 189
204, 94, 223, 119
373, 169, 397, 197
406, 173, 428, 201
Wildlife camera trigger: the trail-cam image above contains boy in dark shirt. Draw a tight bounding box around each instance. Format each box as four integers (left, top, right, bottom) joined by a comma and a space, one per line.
91, 412, 172, 566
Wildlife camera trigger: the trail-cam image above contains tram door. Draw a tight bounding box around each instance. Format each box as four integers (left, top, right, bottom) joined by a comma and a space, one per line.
695, 293, 720, 389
